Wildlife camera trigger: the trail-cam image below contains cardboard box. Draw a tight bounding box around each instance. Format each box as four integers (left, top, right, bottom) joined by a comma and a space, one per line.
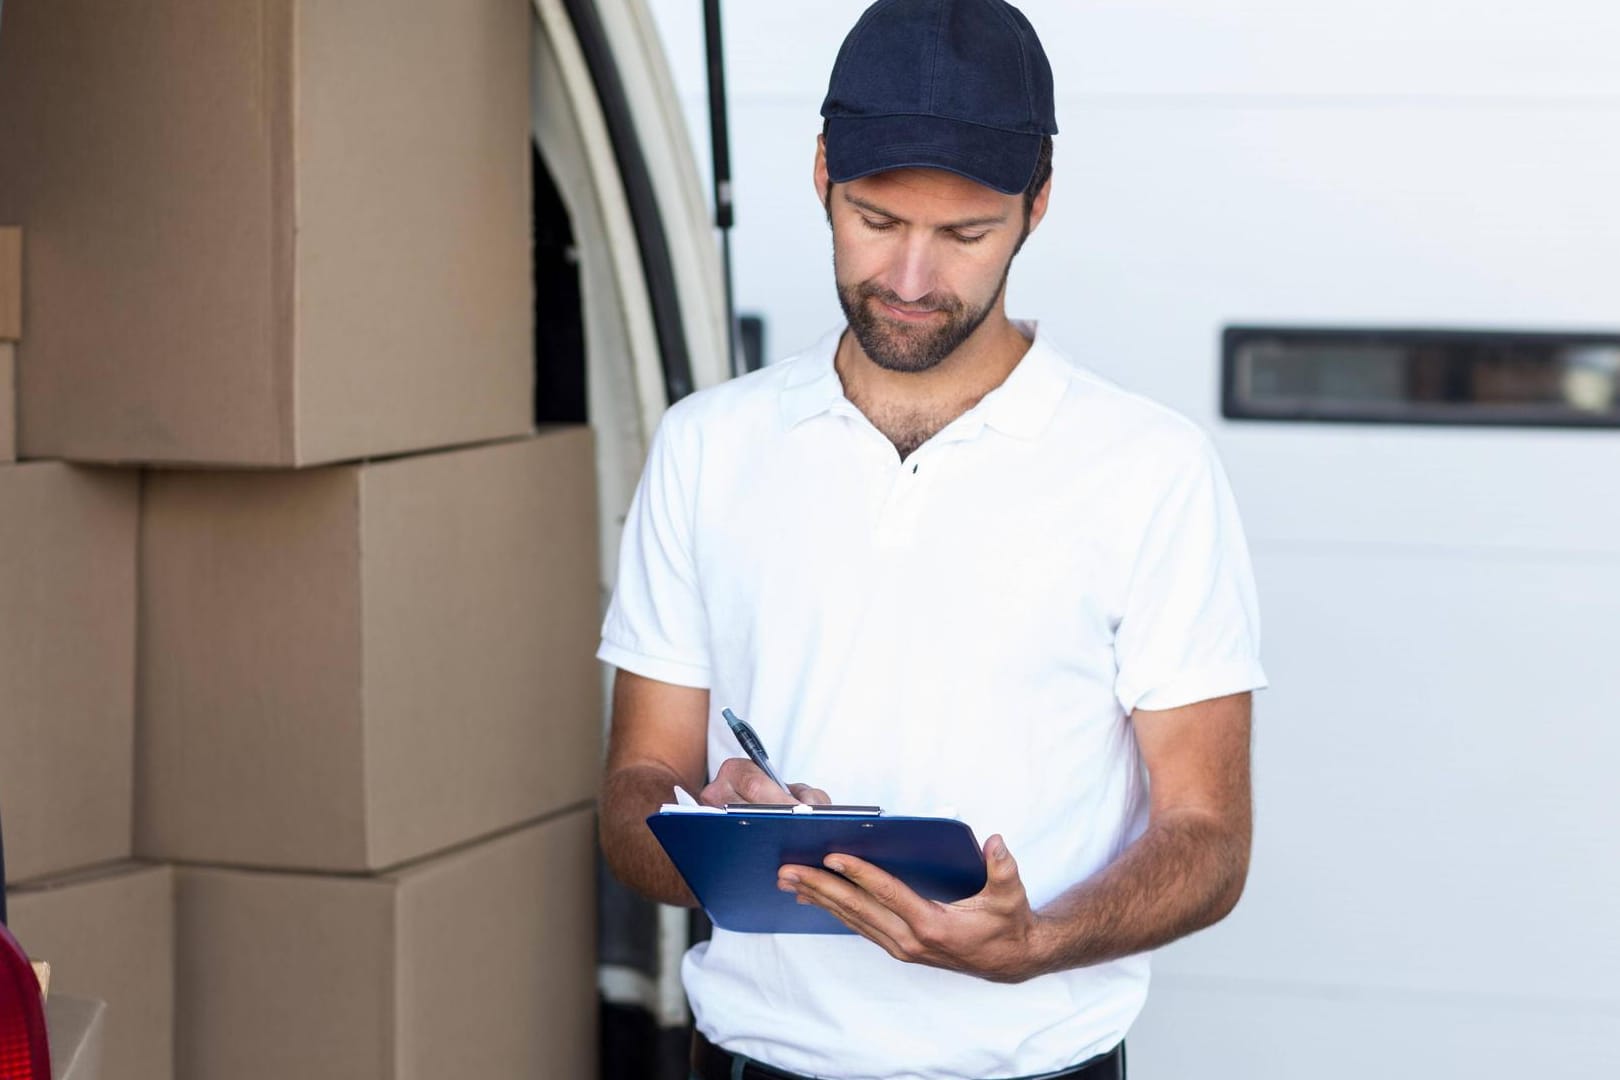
5, 863, 175, 1080
0, 0, 532, 466
0, 226, 18, 340
139, 429, 601, 872
2, 342, 15, 462
47, 996, 109, 1080
177, 808, 597, 1080
0, 463, 138, 884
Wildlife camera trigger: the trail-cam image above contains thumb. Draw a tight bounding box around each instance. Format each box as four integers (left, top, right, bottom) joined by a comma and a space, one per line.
984, 834, 1020, 888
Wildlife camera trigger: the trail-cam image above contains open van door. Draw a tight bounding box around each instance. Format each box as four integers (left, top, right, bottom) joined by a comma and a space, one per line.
528, 2, 728, 1075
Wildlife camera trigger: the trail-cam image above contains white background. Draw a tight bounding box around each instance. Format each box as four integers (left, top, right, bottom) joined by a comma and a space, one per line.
644, 2, 1620, 1075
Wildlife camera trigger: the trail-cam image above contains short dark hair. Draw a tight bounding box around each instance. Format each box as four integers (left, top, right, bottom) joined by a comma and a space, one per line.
1024, 136, 1054, 221
820, 121, 1053, 224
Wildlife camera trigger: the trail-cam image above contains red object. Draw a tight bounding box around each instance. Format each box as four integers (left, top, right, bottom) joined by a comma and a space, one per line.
0, 920, 50, 1080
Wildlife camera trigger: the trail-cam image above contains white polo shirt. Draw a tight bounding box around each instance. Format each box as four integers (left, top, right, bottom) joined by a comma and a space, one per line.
598, 323, 1267, 1080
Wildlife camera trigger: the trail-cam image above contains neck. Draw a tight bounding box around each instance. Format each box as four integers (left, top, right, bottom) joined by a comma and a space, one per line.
835, 309, 1033, 459
837, 307, 1032, 415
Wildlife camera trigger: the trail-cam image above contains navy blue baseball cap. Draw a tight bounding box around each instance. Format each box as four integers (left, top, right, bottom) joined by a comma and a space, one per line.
820, 0, 1058, 196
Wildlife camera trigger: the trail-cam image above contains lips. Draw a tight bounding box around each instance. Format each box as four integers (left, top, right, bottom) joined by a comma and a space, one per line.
877, 299, 943, 323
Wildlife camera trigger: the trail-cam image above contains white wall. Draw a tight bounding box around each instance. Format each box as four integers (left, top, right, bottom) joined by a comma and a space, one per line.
646, 3, 1620, 1075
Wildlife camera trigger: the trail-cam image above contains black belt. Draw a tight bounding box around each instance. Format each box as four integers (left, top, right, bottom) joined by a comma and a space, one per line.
692, 1029, 1125, 1080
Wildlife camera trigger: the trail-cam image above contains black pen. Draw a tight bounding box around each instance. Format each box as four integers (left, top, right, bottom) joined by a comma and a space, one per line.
721, 707, 788, 792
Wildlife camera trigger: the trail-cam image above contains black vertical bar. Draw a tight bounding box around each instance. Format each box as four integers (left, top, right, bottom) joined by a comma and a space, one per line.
704, 0, 741, 377
561, 0, 695, 404
739, 314, 765, 374
532, 144, 588, 425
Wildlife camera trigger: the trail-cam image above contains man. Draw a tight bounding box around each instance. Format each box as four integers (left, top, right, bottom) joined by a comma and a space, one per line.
597, 1, 1267, 1077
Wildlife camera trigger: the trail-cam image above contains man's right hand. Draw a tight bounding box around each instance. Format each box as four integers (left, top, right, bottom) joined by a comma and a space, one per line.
699, 757, 831, 807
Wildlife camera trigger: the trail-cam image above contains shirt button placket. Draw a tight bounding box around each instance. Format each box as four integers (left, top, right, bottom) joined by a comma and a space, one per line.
875, 454, 928, 550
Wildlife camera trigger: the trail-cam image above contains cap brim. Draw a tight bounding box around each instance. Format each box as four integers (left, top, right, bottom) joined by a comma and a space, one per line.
823, 114, 1041, 196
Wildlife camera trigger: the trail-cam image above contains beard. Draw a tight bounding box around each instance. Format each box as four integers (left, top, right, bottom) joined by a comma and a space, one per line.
835, 264, 1009, 374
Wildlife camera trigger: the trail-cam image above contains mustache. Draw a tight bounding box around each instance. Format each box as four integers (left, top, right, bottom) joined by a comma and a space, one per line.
855, 281, 965, 316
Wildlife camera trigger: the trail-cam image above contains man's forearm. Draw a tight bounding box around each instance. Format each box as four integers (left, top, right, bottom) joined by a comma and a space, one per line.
1026, 808, 1250, 976
601, 764, 698, 907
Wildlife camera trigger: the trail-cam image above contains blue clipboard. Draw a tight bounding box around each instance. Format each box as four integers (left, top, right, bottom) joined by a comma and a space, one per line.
647, 809, 987, 934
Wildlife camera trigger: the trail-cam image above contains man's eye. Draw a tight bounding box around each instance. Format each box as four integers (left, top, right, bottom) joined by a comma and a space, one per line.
951, 231, 988, 245
860, 217, 897, 232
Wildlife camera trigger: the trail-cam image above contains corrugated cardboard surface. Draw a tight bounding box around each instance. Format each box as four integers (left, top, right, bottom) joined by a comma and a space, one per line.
138, 465, 370, 868
0, 0, 531, 466
0, 463, 138, 884
139, 429, 602, 872
177, 808, 598, 1080
0, 1, 289, 464
1, 343, 15, 462
360, 429, 602, 867
0, 227, 18, 340
47, 995, 108, 1080
6, 863, 176, 1080
291, 0, 533, 467
175, 870, 398, 1080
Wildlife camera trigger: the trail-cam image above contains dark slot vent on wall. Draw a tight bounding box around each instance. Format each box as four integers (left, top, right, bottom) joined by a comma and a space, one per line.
1222, 326, 1620, 429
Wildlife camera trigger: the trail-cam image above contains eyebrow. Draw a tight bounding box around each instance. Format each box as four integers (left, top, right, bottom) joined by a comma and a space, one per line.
841, 191, 1009, 230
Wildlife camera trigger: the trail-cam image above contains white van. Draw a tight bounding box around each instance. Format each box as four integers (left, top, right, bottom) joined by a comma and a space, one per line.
637, 2, 1620, 1078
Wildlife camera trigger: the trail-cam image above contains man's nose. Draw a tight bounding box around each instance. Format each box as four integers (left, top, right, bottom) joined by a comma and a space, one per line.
886, 234, 939, 304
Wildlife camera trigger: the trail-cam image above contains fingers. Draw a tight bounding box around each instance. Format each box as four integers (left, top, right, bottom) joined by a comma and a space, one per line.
735, 771, 795, 802
787, 857, 943, 957
788, 783, 832, 805
694, 763, 741, 806
824, 855, 938, 925
783, 852, 1037, 980
780, 864, 919, 961
702, 757, 793, 804
780, 842, 1040, 982
700, 759, 828, 806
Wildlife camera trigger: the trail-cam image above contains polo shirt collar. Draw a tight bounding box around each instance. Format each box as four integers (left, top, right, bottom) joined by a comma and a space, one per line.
779, 320, 1070, 441
779, 327, 850, 429
972, 322, 1070, 441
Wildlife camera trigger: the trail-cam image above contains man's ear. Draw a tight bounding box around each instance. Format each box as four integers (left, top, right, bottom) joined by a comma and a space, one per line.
813, 135, 832, 212
1026, 170, 1053, 235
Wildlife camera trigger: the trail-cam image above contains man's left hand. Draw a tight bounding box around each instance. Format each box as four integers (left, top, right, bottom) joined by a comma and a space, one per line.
778, 835, 1048, 983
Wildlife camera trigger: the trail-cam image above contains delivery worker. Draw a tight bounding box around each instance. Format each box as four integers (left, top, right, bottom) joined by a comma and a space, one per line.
596, 1, 1267, 1077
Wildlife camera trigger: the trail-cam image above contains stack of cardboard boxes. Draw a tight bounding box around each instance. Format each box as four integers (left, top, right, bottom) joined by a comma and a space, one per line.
3, 218, 175, 1080
1, 226, 16, 459
1, 2, 601, 1077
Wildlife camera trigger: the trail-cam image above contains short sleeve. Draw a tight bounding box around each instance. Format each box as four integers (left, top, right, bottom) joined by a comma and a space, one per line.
1113, 434, 1268, 714
597, 411, 711, 688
